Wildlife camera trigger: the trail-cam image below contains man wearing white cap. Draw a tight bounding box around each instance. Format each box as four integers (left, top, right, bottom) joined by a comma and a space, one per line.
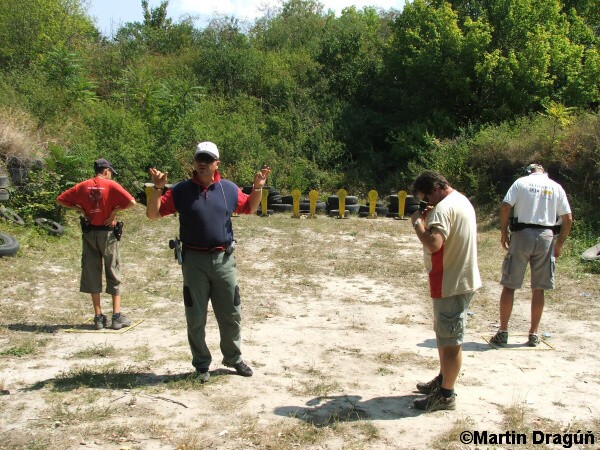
146, 142, 270, 381
491, 163, 572, 347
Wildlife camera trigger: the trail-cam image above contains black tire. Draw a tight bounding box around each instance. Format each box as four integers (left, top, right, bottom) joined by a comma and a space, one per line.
375, 206, 389, 216
405, 204, 419, 215
256, 209, 274, 216
0, 208, 25, 225
327, 195, 339, 210
346, 204, 360, 214
281, 195, 294, 204
271, 203, 293, 213
0, 175, 9, 188
268, 194, 282, 205
329, 209, 349, 218
34, 218, 65, 236
0, 232, 19, 256
358, 205, 370, 214
0, 189, 9, 202
345, 196, 358, 205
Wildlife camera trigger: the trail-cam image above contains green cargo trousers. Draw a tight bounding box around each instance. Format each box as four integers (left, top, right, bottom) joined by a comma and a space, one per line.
182, 251, 242, 371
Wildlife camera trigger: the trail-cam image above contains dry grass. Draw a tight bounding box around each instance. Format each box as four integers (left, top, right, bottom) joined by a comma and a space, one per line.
1, 206, 599, 448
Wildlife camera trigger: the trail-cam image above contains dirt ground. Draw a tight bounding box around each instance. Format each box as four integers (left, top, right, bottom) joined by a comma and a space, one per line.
1, 206, 599, 449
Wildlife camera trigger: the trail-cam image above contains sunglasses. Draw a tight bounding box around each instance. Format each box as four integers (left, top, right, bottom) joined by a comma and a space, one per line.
195, 153, 216, 164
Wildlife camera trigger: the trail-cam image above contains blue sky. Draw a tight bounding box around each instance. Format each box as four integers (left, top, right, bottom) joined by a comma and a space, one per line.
88, 0, 406, 36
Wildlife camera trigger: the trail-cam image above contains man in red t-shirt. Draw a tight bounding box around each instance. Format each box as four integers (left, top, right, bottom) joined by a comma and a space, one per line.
57, 158, 136, 330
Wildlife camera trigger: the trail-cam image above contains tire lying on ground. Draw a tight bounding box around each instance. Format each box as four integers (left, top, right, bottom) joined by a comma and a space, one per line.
34, 218, 65, 236
581, 243, 600, 261
0, 232, 19, 256
329, 209, 349, 218
271, 203, 293, 213
0, 189, 9, 201
0, 208, 25, 225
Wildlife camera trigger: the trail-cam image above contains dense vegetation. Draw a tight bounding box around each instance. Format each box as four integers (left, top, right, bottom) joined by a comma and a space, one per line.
0, 0, 598, 247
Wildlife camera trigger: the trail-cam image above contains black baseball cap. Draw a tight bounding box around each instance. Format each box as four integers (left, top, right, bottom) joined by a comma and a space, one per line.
94, 158, 117, 174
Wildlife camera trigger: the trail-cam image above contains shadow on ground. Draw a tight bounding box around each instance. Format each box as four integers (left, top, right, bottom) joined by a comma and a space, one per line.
274, 394, 424, 425
23, 367, 241, 392
417, 338, 491, 352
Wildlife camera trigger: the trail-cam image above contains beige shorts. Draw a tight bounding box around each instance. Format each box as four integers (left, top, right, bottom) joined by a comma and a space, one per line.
432, 292, 474, 347
500, 228, 555, 290
80, 230, 121, 295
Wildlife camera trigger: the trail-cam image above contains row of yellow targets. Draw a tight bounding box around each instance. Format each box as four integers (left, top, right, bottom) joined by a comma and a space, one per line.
260, 189, 411, 219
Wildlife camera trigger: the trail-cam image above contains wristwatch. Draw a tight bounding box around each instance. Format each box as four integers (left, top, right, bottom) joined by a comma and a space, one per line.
413, 218, 422, 229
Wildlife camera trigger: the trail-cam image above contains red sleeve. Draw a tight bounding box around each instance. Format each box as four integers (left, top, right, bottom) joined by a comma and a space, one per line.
109, 181, 135, 209
57, 184, 82, 206
235, 188, 252, 214
158, 188, 177, 216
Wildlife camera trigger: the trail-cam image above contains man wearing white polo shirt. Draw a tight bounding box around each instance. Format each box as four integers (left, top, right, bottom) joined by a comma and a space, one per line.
491, 164, 572, 347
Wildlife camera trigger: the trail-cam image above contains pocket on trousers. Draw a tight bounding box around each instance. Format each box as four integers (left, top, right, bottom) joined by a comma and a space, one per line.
436, 314, 459, 339
502, 254, 512, 276
233, 285, 240, 306
183, 285, 193, 307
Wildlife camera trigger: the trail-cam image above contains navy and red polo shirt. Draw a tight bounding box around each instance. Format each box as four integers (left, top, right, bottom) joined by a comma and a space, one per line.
158, 170, 251, 248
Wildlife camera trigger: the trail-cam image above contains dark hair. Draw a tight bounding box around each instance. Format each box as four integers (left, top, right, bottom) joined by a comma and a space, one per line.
412, 171, 450, 196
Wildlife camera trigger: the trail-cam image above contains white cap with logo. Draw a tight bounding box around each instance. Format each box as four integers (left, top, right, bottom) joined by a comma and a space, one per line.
194, 141, 220, 160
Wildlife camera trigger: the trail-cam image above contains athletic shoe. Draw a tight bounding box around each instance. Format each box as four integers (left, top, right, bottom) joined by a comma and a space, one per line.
196, 369, 210, 383
490, 330, 508, 346
416, 376, 441, 395
528, 333, 540, 347
111, 314, 131, 330
234, 361, 253, 377
414, 391, 456, 412
94, 314, 108, 330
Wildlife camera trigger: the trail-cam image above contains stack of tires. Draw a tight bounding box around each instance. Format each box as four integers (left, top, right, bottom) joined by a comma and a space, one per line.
327, 195, 359, 217
0, 174, 9, 202
388, 194, 420, 217
358, 201, 389, 218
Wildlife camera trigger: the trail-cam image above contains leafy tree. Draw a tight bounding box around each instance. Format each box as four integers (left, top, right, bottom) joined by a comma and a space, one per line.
0, 0, 97, 69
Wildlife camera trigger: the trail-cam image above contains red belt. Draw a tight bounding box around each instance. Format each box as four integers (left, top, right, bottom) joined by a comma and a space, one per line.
183, 244, 226, 254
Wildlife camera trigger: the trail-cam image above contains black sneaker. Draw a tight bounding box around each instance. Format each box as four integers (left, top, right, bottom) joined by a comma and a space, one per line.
528, 333, 540, 347
111, 314, 131, 330
414, 391, 456, 412
416, 376, 441, 395
233, 361, 253, 377
490, 330, 508, 346
94, 314, 108, 330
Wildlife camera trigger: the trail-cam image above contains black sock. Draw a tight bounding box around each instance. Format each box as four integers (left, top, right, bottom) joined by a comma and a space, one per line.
440, 387, 454, 398
113, 312, 121, 319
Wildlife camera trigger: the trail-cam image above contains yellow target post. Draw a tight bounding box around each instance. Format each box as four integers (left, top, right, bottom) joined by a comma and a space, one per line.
291, 189, 301, 218
309, 190, 319, 218
337, 189, 348, 219
260, 188, 269, 216
368, 190, 378, 219
398, 190, 408, 220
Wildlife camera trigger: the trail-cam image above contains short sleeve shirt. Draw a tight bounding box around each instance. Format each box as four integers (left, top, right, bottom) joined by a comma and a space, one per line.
57, 177, 134, 226
423, 191, 482, 299
503, 173, 571, 226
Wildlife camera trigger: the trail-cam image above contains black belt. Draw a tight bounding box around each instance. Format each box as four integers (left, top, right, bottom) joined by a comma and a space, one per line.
88, 224, 114, 231
510, 223, 560, 233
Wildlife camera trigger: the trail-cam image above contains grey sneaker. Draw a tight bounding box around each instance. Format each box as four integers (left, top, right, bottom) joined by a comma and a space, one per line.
490, 330, 508, 346
414, 391, 456, 412
528, 333, 540, 347
196, 369, 210, 383
94, 314, 108, 330
416, 376, 441, 395
111, 314, 131, 330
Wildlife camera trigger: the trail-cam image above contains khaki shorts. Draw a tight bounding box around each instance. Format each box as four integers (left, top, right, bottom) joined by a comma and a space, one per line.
432, 292, 474, 347
80, 229, 121, 295
500, 228, 555, 290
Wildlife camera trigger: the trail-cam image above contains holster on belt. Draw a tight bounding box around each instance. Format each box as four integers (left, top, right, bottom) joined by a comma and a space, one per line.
80, 216, 91, 233
114, 221, 124, 241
